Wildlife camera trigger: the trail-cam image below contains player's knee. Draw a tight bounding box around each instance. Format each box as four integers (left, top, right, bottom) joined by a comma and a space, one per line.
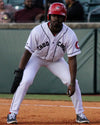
62, 77, 71, 86
20, 78, 33, 88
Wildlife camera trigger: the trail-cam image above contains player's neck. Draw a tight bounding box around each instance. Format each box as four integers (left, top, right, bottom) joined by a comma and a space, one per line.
48, 22, 62, 36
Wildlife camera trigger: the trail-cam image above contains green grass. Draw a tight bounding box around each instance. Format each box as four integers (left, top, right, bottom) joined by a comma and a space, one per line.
0, 94, 100, 102
82, 95, 100, 102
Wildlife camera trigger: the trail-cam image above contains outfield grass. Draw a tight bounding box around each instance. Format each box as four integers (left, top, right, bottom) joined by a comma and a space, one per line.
0, 94, 100, 102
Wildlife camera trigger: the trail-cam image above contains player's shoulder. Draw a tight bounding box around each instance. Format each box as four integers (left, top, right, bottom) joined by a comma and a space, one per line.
63, 23, 74, 32
31, 22, 47, 33
30, 23, 41, 33
63, 23, 76, 36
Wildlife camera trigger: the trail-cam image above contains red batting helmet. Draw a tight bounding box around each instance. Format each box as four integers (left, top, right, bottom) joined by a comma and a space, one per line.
47, 2, 67, 21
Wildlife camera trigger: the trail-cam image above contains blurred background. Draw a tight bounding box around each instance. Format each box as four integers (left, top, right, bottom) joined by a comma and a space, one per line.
2, 0, 100, 22
0, 0, 100, 94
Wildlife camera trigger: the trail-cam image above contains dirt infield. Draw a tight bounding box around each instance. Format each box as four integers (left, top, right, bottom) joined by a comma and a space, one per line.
0, 98, 100, 125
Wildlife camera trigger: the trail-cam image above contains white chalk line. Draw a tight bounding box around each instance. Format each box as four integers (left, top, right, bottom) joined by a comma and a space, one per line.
0, 103, 100, 109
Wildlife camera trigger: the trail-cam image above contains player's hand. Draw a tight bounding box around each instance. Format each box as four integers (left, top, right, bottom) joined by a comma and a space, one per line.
10, 68, 24, 94
67, 83, 75, 97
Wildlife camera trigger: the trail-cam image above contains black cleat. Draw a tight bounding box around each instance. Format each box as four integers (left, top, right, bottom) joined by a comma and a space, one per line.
7, 112, 17, 124
76, 113, 90, 123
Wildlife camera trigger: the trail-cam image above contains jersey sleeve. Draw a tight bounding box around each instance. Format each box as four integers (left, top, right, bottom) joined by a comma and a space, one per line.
25, 29, 37, 53
66, 30, 81, 57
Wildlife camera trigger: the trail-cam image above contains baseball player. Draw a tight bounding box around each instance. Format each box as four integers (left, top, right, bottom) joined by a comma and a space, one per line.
7, 2, 89, 124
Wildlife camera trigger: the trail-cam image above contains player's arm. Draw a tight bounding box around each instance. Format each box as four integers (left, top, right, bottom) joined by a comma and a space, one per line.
10, 49, 32, 93
67, 55, 77, 97
19, 49, 32, 70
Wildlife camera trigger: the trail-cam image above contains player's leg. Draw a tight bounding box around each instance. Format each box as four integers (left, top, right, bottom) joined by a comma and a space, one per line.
47, 57, 89, 123
7, 54, 42, 124
71, 80, 89, 123
46, 57, 71, 84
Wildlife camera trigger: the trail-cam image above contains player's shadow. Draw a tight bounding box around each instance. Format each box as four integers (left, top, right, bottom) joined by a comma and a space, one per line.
91, 121, 100, 124
19, 121, 77, 124
19, 120, 100, 124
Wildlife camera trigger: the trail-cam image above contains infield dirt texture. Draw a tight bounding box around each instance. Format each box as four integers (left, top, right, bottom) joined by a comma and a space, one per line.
0, 98, 100, 125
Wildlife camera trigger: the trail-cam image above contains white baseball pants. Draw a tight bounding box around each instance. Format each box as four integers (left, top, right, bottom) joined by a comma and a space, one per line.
10, 53, 84, 115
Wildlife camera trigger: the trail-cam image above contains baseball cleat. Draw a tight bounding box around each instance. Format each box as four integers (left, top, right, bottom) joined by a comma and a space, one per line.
76, 113, 90, 123
7, 112, 17, 124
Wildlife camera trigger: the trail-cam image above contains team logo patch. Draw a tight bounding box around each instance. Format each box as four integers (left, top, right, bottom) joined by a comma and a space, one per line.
75, 41, 80, 49
56, 6, 61, 10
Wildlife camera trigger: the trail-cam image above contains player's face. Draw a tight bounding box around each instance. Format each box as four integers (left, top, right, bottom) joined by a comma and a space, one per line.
50, 14, 65, 33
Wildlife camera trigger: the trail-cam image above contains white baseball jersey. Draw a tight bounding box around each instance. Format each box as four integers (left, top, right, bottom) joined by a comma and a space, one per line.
10, 22, 84, 116
25, 22, 81, 61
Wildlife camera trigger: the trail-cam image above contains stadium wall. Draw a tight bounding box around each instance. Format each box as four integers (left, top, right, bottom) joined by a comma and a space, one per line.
0, 23, 100, 94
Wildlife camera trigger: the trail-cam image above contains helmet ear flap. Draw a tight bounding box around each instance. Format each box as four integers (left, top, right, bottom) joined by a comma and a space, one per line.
47, 14, 51, 20
47, 14, 49, 20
